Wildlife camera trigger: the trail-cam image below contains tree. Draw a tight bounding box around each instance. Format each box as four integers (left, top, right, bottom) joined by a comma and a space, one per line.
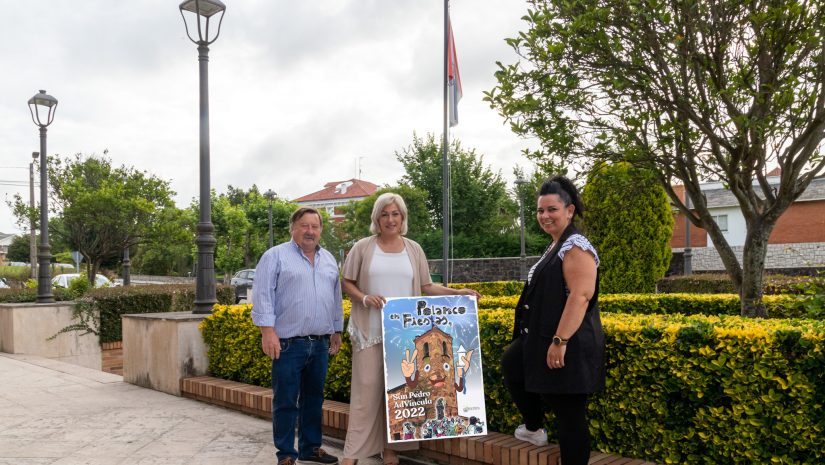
131, 206, 196, 276
5, 235, 30, 263
12, 153, 177, 285
397, 133, 517, 236
582, 162, 674, 293
203, 186, 295, 280
486, 0, 825, 316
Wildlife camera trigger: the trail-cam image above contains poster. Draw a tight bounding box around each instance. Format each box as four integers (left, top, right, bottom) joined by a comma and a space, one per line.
381, 295, 487, 443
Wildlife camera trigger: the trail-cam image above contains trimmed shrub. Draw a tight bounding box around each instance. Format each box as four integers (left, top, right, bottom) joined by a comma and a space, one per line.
202, 300, 354, 400
0, 287, 73, 303
657, 273, 821, 295
592, 313, 825, 464
447, 281, 523, 297
200, 305, 825, 464
478, 293, 811, 319
76, 284, 235, 343
582, 162, 674, 293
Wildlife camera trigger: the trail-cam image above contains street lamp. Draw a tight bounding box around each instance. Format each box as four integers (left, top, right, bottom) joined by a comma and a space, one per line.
27, 90, 57, 303
122, 247, 131, 286
514, 176, 528, 281
29, 152, 39, 280
264, 189, 275, 249
179, 0, 226, 314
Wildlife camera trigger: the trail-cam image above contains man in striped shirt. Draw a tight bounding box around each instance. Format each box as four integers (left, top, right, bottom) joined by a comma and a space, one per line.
252, 207, 344, 465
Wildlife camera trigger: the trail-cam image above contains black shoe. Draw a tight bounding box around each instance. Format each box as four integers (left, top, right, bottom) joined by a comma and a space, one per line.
299, 447, 339, 464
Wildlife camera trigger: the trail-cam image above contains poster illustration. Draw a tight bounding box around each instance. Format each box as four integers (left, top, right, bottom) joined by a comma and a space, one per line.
381, 295, 487, 443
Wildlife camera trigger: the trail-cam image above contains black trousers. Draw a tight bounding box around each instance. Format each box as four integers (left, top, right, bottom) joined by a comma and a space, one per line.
502, 337, 591, 465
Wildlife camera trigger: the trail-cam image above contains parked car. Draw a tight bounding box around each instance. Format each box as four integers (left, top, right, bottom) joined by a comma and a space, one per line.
53, 263, 77, 271
51, 273, 111, 289
230, 269, 255, 303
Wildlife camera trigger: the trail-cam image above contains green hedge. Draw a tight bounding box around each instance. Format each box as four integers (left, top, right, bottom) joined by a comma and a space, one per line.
594, 313, 825, 464
0, 287, 73, 303
657, 273, 822, 295
599, 293, 811, 318
448, 281, 523, 296
478, 293, 814, 319
201, 304, 825, 464
77, 284, 235, 343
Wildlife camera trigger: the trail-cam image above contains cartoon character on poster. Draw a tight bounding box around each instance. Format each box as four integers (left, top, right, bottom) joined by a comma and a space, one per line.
381, 295, 487, 443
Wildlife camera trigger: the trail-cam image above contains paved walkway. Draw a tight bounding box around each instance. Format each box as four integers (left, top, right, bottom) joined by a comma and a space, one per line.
0, 354, 388, 465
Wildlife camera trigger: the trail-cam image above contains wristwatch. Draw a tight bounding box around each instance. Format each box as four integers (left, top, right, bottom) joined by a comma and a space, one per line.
552, 335, 568, 346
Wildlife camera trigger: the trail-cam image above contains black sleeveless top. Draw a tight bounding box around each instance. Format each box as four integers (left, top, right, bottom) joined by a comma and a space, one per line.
511, 225, 605, 394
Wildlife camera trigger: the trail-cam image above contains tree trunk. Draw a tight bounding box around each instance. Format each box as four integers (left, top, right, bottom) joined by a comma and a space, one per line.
89, 261, 101, 287
740, 223, 772, 318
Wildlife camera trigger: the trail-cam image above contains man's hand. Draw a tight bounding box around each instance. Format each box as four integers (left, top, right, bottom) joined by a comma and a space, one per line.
329, 332, 342, 355
261, 327, 280, 360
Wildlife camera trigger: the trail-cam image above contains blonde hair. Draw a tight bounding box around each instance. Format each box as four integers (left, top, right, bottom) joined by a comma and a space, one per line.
370, 193, 409, 235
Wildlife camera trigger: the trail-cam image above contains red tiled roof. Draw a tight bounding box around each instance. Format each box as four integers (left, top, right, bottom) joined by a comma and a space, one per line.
293, 179, 379, 203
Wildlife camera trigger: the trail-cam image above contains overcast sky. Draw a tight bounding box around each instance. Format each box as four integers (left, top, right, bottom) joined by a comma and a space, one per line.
0, 0, 540, 236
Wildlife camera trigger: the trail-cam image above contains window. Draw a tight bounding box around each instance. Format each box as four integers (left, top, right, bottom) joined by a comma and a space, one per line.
711, 214, 728, 232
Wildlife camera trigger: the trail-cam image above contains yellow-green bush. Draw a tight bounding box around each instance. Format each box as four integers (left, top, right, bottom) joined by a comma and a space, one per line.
201, 305, 825, 464
594, 313, 825, 464
201, 302, 355, 401
478, 293, 810, 319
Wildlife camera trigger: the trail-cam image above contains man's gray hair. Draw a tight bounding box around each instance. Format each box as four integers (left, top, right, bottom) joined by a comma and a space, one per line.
370, 193, 409, 235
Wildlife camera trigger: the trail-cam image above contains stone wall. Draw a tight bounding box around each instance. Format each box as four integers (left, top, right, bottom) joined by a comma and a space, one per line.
0, 302, 101, 370
428, 256, 540, 283
671, 242, 825, 274
432, 243, 825, 282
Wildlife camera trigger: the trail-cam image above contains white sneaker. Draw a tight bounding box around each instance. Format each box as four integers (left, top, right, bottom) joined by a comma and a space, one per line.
514, 424, 548, 446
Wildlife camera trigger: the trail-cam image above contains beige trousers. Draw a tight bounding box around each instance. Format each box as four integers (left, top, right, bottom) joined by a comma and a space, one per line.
343, 343, 419, 459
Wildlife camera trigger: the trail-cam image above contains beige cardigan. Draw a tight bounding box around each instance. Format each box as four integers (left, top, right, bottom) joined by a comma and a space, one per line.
343, 235, 433, 351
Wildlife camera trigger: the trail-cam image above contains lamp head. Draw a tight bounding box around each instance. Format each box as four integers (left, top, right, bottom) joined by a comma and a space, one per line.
32, 152, 39, 160
264, 189, 276, 200
179, 0, 226, 45
28, 90, 58, 128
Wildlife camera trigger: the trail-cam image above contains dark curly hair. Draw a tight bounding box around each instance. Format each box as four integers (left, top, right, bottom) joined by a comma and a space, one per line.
538, 176, 584, 218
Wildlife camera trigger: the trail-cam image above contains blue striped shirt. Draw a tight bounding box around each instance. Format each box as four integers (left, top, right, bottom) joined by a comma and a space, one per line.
251, 240, 343, 338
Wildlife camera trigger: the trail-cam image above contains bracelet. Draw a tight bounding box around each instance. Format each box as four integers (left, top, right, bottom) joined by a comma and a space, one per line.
362, 295, 369, 307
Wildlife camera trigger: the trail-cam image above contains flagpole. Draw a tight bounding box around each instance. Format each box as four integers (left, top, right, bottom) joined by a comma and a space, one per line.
441, 0, 450, 286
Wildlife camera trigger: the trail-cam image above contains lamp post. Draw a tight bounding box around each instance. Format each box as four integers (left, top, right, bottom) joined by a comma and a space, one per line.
122, 247, 131, 286
29, 151, 39, 280
514, 176, 528, 281
179, 0, 226, 314
264, 189, 275, 249
27, 90, 57, 303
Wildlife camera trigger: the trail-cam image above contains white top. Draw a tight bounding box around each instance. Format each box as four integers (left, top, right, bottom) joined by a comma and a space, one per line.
527, 234, 600, 285
365, 245, 415, 341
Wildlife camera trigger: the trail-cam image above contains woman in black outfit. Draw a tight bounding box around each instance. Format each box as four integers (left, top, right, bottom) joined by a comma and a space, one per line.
502, 176, 605, 465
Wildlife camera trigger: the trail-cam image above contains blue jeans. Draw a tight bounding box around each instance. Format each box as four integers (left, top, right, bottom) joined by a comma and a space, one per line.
272, 336, 329, 462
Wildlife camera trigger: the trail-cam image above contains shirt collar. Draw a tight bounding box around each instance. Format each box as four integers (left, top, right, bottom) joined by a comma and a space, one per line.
290, 239, 321, 255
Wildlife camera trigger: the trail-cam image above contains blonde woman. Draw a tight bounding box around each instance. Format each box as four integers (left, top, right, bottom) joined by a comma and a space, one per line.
340, 192, 480, 465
